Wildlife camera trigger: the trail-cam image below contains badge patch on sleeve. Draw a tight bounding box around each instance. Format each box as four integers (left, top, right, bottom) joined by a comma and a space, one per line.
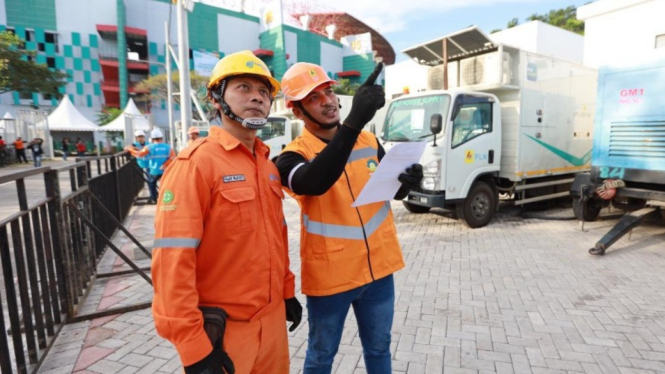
223, 174, 246, 183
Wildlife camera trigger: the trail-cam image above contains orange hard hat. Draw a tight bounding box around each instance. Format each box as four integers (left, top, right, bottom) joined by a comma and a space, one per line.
281, 62, 337, 108
187, 126, 199, 135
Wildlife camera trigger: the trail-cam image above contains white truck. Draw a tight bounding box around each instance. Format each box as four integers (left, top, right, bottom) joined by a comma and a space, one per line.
382, 27, 597, 228
256, 116, 304, 162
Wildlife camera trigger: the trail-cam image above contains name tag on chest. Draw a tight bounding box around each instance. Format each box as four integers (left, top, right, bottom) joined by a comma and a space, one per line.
223, 174, 246, 183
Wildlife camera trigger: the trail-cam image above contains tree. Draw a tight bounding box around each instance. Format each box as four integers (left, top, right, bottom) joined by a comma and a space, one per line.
507, 18, 519, 29
526, 6, 584, 35
492, 6, 585, 35
332, 79, 360, 96
134, 71, 210, 119
97, 107, 124, 125
0, 31, 68, 96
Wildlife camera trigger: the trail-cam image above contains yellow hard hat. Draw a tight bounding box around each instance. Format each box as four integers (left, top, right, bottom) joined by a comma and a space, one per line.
207, 50, 280, 98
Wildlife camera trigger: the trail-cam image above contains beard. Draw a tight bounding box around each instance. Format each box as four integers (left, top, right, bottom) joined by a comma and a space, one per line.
316, 105, 340, 129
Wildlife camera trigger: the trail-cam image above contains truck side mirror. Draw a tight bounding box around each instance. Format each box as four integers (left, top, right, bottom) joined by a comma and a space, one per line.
430, 114, 443, 147
430, 114, 443, 135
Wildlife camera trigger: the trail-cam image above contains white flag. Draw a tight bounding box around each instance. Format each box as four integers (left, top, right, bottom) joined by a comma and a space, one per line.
341, 33, 373, 56
259, 0, 283, 32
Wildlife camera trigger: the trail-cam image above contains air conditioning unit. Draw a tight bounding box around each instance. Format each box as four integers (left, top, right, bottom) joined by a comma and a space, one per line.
459, 51, 514, 87
460, 55, 489, 86
427, 65, 444, 90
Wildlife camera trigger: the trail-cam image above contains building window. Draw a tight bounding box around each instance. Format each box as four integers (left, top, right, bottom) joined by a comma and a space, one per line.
45, 32, 59, 52
43, 93, 54, 101
25, 30, 35, 42
47, 57, 56, 68
45, 32, 56, 44
38, 43, 45, 52
19, 92, 32, 100
656, 34, 665, 49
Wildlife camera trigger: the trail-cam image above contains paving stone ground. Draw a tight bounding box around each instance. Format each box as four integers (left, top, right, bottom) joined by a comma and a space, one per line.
38, 192, 665, 374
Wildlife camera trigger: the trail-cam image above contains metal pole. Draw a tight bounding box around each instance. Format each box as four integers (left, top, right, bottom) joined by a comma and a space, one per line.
168, 44, 208, 124
45, 113, 54, 159
176, 0, 192, 145
165, 22, 175, 149
443, 38, 449, 90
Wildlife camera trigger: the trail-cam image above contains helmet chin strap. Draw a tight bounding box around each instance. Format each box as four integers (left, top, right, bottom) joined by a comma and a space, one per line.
295, 102, 340, 130
211, 78, 272, 130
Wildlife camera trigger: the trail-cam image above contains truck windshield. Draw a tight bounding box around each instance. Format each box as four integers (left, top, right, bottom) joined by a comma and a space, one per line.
382, 94, 450, 142
256, 118, 286, 141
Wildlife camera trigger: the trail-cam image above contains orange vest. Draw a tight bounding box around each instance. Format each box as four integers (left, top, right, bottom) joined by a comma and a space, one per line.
284, 128, 404, 296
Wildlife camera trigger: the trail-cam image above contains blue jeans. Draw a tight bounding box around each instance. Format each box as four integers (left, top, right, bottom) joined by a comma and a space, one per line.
34, 155, 42, 167
304, 274, 395, 374
148, 174, 162, 201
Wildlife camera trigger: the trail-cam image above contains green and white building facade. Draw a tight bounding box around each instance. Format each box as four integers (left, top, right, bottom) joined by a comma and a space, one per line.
0, 0, 384, 128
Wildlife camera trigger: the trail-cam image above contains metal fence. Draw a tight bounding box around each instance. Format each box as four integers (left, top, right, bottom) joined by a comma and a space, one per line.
0, 151, 148, 374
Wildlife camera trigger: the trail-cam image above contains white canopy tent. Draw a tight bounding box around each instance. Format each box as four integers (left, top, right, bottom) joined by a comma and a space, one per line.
0, 112, 14, 141
39, 95, 100, 132
99, 99, 151, 132
99, 99, 153, 147
35, 96, 102, 157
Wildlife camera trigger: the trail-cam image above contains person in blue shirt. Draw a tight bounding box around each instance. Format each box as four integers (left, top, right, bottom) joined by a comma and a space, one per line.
127, 128, 175, 204
132, 130, 150, 177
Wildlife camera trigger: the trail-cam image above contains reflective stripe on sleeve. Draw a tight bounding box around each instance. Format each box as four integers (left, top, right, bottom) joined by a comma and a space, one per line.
302, 202, 390, 240
288, 163, 306, 191
153, 238, 200, 249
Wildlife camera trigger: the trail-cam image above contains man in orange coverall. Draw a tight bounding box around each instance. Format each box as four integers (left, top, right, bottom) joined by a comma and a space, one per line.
151, 50, 302, 374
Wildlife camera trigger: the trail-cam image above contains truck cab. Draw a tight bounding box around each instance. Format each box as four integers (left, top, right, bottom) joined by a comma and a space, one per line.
382, 91, 502, 227
256, 115, 302, 162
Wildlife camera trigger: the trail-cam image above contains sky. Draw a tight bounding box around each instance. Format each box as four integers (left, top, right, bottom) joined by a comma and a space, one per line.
200, 0, 593, 63
323, 0, 592, 62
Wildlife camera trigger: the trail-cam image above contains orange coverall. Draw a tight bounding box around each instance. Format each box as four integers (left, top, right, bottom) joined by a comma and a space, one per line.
152, 126, 295, 372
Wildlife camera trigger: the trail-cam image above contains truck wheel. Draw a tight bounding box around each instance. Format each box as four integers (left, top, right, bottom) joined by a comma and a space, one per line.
456, 181, 497, 228
402, 201, 430, 214
572, 198, 601, 221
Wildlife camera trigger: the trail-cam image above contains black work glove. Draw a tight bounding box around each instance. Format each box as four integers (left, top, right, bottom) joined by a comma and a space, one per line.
343, 63, 386, 131
184, 307, 235, 374
285, 297, 303, 332
184, 340, 233, 374
398, 164, 423, 190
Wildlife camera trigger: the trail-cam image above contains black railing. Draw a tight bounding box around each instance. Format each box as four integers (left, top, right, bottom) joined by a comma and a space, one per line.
0, 167, 66, 374
0, 151, 146, 373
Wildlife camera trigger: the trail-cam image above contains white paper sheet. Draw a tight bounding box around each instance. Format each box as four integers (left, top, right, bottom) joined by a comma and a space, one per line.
351, 141, 427, 207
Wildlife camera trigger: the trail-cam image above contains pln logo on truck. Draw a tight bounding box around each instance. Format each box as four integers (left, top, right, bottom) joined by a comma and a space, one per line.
465, 150, 475, 163
465, 150, 488, 164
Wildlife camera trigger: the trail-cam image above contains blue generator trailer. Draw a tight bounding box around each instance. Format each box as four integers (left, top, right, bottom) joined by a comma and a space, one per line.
570, 56, 665, 255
